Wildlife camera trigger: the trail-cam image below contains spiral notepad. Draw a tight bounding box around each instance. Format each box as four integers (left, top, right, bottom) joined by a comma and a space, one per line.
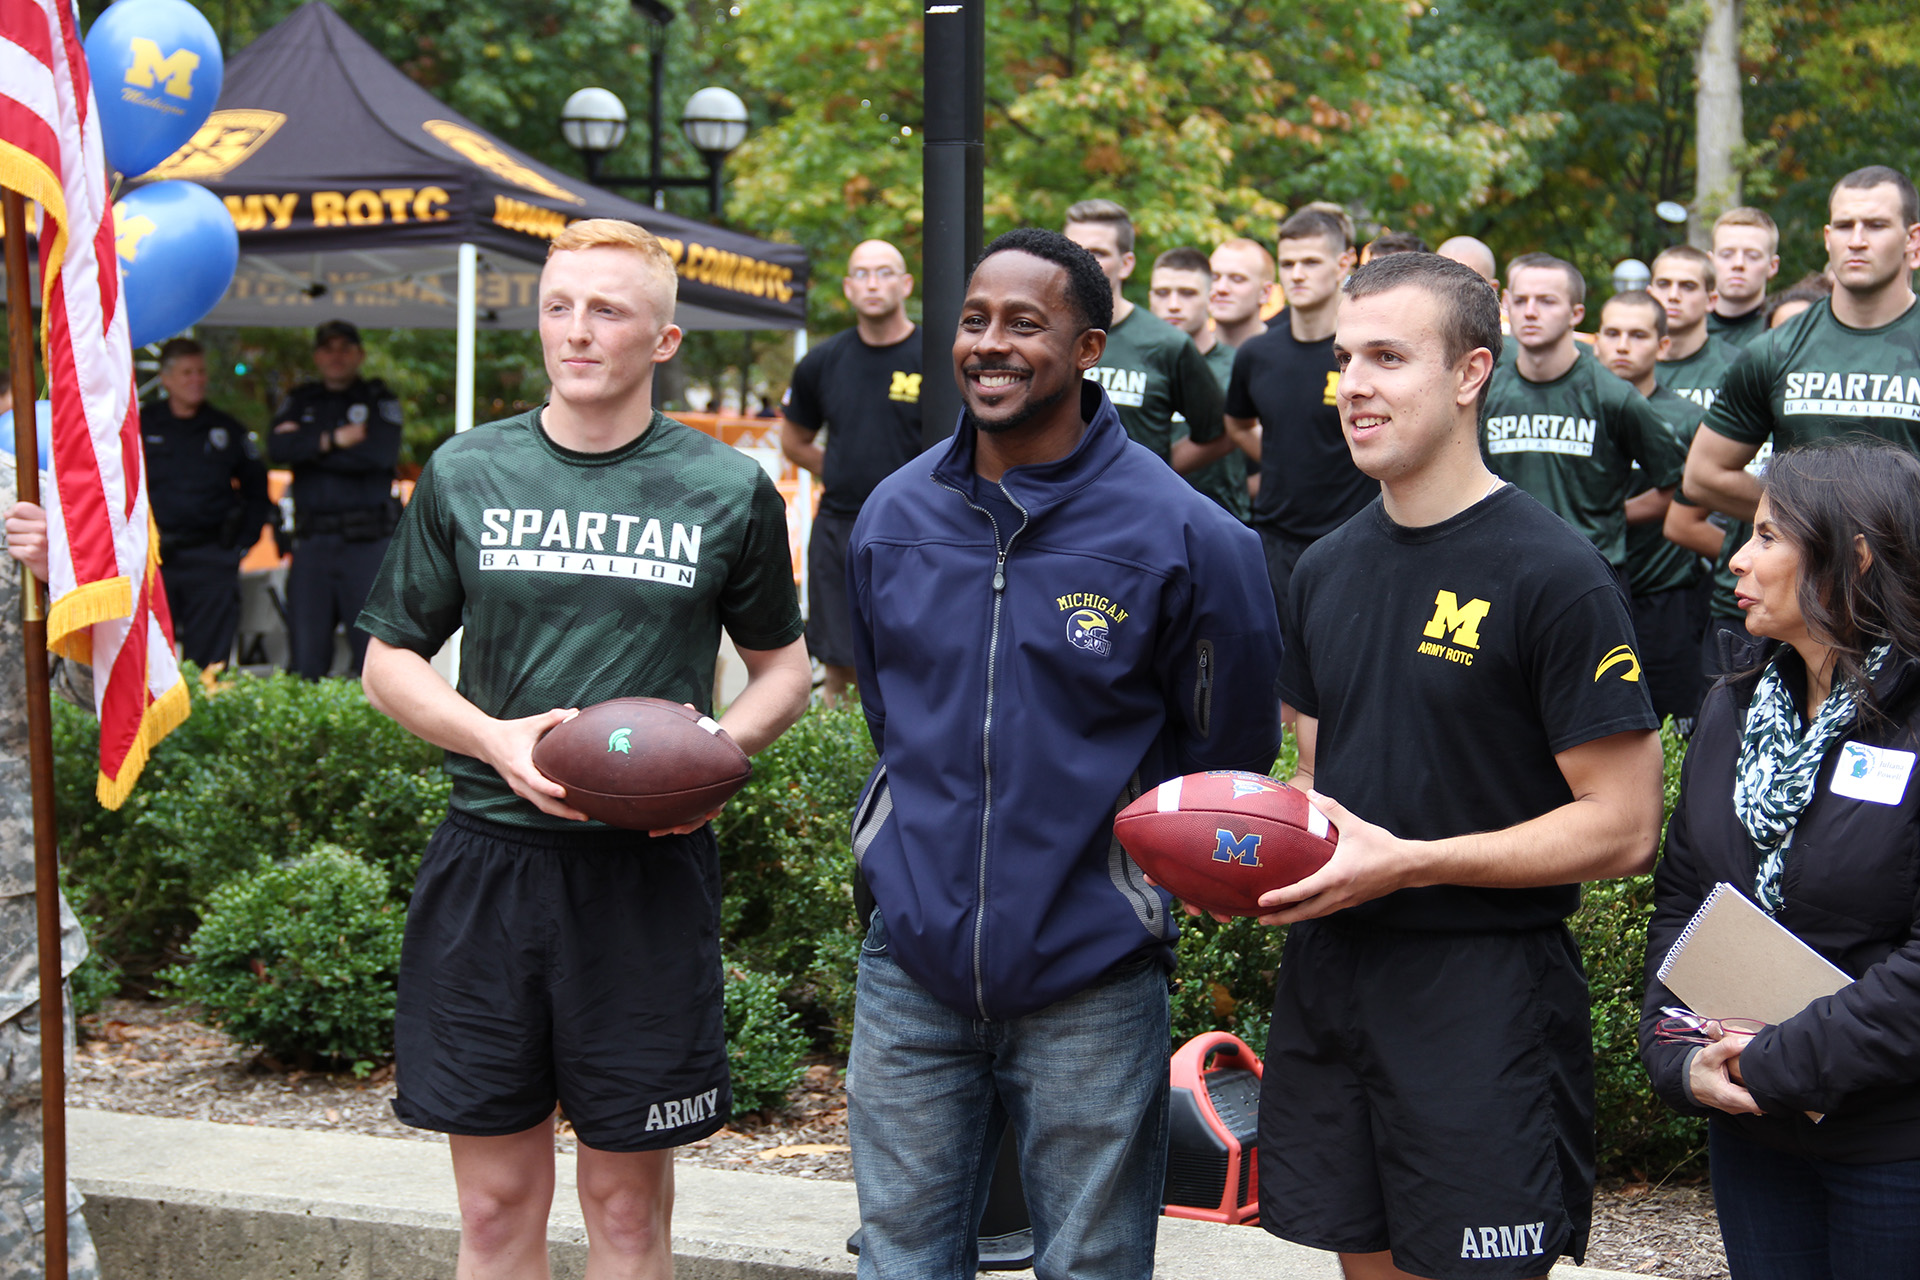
1657, 882, 1851, 1025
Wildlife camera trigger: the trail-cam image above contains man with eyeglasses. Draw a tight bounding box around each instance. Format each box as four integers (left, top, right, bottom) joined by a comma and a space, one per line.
782, 239, 924, 707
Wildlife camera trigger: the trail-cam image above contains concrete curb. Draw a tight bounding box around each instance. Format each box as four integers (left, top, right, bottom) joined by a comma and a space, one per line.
70, 1110, 1654, 1279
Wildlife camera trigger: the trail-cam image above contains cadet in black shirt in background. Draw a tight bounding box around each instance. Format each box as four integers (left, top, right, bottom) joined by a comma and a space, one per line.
1224, 207, 1375, 658
269, 320, 403, 679
142, 338, 273, 669
1246, 253, 1664, 1280
781, 239, 923, 708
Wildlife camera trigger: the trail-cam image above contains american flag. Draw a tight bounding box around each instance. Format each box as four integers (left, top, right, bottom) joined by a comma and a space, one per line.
2, 0, 186, 807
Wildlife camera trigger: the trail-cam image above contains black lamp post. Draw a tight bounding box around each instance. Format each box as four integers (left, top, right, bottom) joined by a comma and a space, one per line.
561, 84, 750, 220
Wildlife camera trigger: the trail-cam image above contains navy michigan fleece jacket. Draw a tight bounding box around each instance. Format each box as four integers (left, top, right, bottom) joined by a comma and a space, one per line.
847, 380, 1283, 1021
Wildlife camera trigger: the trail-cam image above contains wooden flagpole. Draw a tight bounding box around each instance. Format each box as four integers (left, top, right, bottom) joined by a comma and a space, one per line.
3, 184, 69, 1280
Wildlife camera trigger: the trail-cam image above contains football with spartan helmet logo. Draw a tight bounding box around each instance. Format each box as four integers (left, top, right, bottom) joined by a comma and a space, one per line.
531, 697, 751, 830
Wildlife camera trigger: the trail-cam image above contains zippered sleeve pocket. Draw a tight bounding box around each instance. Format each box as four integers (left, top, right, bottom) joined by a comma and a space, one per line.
1191, 638, 1215, 738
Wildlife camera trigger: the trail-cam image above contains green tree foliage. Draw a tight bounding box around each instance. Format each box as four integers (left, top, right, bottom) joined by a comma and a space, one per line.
1432, 0, 1920, 296
722, 0, 1567, 326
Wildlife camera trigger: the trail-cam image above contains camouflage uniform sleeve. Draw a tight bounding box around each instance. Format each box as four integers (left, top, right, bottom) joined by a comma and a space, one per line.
355, 453, 463, 656
718, 470, 805, 651
0, 468, 101, 1280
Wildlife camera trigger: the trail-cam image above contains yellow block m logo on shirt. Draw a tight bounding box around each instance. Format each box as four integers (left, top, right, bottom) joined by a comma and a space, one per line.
888, 371, 922, 403
1423, 590, 1491, 650
125, 39, 201, 99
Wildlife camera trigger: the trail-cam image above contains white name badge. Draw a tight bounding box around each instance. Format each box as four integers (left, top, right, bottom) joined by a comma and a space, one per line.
1830, 742, 1916, 806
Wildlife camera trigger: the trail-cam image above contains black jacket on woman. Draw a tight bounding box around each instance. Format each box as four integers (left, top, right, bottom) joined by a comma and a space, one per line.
1640, 639, 1920, 1163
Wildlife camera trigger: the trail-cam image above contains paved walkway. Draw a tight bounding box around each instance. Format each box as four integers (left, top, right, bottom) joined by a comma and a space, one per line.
70, 1109, 1651, 1279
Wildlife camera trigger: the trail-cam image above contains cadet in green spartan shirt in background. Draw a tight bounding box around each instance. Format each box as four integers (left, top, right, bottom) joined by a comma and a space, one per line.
1650, 244, 1751, 687
1685, 164, 1920, 529
1706, 207, 1782, 349
1149, 246, 1252, 520
356, 219, 811, 1280
1482, 253, 1689, 579
1597, 291, 1711, 725
1062, 200, 1235, 475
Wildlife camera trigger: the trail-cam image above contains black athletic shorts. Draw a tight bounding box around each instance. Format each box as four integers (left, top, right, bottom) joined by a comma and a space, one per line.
1259, 920, 1594, 1279
393, 810, 730, 1152
806, 510, 858, 669
1630, 580, 1707, 722
1259, 528, 1314, 638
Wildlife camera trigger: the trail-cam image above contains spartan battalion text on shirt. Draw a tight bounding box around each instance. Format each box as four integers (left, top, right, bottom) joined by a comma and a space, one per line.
474, 508, 705, 587
1704, 297, 1920, 451
1777, 369, 1920, 421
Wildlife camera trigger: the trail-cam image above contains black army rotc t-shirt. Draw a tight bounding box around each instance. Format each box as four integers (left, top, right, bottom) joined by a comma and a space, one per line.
1625, 386, 1709, 598
1278, 486, 1657, 932
1701, 297, 1920, 455
1707, 307, 1769, 349
1655, 334, 1740, 415
1087, 307, 1225, 461
1173, 339, 1251, 521
783, 326, 924, 518
1481, 352, 1688, 568
358, 409, 804, 829
1225, 325, 1374, 542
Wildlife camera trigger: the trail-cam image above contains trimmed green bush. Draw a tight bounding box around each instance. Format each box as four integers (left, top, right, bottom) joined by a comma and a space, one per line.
54, 670, 443, 978
162, 845, 403, 1071
724, 963, 811, 1114
1568, 722, 1704, 1178
713, 702, 876, 1048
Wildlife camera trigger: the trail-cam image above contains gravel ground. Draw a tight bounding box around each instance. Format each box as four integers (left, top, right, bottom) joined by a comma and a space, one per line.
70, 998, 1728, 1278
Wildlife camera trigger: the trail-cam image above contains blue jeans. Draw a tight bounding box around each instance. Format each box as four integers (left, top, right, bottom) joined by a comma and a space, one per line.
846, 913, 1170, 1280
1710, 1120, 1920, 1280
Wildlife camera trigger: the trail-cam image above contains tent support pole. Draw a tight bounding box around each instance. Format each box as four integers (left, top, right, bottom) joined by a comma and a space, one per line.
790, 326, 812, 624
455, 243, 477, 434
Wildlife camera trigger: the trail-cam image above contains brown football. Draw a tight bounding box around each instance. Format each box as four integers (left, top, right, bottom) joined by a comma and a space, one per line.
530, 697, 751, 831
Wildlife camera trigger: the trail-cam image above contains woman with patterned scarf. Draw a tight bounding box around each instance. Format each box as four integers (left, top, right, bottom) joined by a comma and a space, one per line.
1639, 437, 1920, 1279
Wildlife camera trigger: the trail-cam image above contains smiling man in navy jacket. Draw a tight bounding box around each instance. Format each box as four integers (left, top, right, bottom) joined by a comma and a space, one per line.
843, 228, 1283, 1280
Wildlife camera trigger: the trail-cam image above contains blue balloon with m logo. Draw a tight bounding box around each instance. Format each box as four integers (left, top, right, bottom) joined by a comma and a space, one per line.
113, 180, 238, 346
84, 0, 224, 179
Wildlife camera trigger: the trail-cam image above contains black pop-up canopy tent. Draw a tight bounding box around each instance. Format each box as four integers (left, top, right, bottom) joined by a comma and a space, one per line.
135, 0, 807, 364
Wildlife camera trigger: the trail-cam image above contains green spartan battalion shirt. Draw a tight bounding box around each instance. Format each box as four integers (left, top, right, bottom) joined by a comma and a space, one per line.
358, 408, 804, 829
1086, 306, 1225, 461
1481, 351, 1689, 568
1172, 339, 1251, 521
1655, 335, 1741, 415
1656, 333, 1743, 613
1701, 296, 1920, 455
1625, 385, 1709, 597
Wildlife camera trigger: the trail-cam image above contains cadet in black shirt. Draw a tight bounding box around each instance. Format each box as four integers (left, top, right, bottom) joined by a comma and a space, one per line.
781, 239, 923, 707
1223, 207, 1375, 644
143, 338, 273, 668
268, 320, 403, 679
1245, 255, 1664, 1280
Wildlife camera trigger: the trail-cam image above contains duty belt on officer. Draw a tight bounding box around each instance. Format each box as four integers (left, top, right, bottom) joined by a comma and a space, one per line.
297, 504, 397, 542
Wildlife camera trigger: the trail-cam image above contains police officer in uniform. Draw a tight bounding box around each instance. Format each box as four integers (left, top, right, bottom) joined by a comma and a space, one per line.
142, 339, 273, 670
268, 320, 403, 679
